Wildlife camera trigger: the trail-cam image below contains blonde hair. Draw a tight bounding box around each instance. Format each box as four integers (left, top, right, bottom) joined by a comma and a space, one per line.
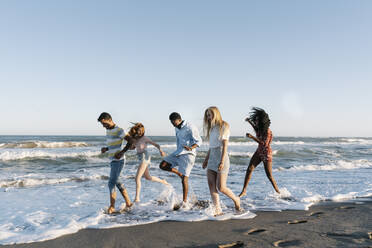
128, 122, 145, 138
203, 106, 229, 140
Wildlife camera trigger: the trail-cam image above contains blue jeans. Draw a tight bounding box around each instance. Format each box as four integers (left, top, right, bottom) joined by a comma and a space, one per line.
108, 159, 125, 194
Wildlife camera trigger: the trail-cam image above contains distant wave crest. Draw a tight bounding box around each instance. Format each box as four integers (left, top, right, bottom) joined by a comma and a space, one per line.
0, 141, 90, 149
276, 159, 372, 172
1, 175, 109, 189
0, 150, 101, 161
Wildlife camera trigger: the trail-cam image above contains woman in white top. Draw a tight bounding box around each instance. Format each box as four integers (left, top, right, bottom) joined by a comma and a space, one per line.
202, 107, 241, 216
128, 123, 169, 202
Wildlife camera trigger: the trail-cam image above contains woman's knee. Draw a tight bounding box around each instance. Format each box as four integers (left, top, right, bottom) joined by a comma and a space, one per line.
247, 165, 255, 172
135, 176, 142, 184
217, 185, 227, 193
144, 175, 152, 180
216, 181, 224, 192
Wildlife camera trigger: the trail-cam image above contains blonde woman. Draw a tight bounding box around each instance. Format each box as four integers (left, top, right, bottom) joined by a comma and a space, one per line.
202, 107, 241, 216
128, 123, 169, 202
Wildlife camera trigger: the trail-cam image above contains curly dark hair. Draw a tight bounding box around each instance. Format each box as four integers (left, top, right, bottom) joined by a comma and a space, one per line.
128, 123, 145, 138
248, 107, 271, 137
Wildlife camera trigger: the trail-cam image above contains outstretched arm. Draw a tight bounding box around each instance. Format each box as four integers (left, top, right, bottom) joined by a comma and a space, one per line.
246, 133, 262, 144
146, 137, 166, 157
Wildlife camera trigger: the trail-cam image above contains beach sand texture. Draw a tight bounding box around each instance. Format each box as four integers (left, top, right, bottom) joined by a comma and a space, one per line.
2, 198, 371, 248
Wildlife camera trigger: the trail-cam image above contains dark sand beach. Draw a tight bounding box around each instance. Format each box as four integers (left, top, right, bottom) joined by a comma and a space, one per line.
2, 198, 371, 248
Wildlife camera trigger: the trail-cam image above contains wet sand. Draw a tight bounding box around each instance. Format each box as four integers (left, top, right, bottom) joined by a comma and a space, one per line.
2, 198, 372, 248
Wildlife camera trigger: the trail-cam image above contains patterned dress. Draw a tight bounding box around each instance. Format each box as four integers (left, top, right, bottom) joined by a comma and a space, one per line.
256, 128, 273, 163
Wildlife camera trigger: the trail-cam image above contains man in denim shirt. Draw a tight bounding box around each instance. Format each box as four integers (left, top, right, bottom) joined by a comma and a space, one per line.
160, 112, 202, 208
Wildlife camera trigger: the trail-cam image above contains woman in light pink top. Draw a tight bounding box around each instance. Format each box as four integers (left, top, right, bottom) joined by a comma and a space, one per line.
128, 123, 169, 202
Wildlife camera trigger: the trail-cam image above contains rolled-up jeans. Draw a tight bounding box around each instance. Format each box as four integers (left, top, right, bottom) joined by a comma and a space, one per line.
108, 159, 125, 194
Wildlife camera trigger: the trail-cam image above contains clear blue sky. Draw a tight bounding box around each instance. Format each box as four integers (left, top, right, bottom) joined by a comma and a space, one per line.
0, 1, 371, 136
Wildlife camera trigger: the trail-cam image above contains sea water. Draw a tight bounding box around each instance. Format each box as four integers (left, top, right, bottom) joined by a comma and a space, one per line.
0, 135, 371, 244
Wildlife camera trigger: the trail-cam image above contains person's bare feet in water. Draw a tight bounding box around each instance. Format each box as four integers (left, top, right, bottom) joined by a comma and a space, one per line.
239, 190, 246, 198
125, 202, 133, 210
161, 179, 170, 185
234, 196, 243, 212
107, 206, 115, 214
214, 207, 223, 217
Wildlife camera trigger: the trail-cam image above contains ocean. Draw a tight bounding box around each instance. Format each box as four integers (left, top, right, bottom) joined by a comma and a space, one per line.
0, 135, 371, 244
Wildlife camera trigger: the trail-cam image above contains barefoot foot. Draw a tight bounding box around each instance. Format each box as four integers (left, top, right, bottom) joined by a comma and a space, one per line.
125, 202, 133, 210
234, 197, 242, 211
214, 211, 224, 217
107, 206, 115, 214
238, 191, 246, 198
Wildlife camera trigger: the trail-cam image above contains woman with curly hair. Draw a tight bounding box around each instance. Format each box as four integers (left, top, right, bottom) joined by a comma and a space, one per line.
239, 107, 280, 197
128, 123, 169, 202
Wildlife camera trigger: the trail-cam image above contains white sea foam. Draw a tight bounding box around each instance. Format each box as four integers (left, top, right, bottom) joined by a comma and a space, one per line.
322, 139, 372, 146
0, 174, 108, 189
1, 135, 372, 245
0, 141, 90, 149
228, 151, 254, 157
0, 150, 101, 161
301, 194, 325, 203
339, 138, 372, 144
228, 142, 257, 147
272, 141, 306, 145
331, 192, 358, 201
158, 144, 177, 148
228, 141, 307, 146
276, 159, 372, 172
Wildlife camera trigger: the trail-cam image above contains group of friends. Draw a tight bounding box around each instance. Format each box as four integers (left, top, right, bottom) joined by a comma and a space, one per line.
98, 107, 280, 216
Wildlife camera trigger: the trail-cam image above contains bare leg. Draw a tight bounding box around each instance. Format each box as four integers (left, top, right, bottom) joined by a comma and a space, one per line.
182, 176, 188, 203
207, 169, 222, 215
217, 172, 241, 211
239, 152, 261, 198
119, 187, 132, 208
159, 160, 183, 178
108, 191, 116, 214
144, 166, 169, 185
135, 162, 148, 202
160, 160, 188, 203
263, 161, 280, 193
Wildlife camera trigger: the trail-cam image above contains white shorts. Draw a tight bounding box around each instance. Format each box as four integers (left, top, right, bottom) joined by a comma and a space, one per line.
164, 153, 196, 177
207, 147, 230, 174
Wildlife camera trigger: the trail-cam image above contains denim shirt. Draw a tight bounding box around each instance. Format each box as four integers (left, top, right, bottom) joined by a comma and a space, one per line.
172, 120, 202, 156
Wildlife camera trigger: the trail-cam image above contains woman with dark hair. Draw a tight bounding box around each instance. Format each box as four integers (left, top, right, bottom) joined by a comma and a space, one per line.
239, 107, 280, 197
